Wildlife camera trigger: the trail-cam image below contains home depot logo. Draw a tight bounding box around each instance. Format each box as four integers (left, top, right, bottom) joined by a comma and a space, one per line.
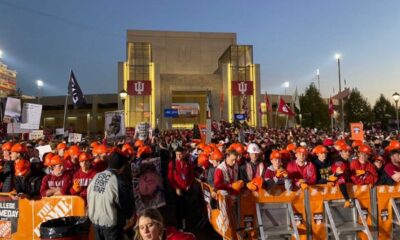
33, 198, 72, 237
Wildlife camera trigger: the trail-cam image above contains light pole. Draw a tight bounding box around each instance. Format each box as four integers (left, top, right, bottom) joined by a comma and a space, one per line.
316, 69, 320, 93
335, 53, 345, 131
36, 80, 43, 103
119, 89, 127, 108
282, 81, 290, 95
0, 49, 3, 59
393, 92, 400, 130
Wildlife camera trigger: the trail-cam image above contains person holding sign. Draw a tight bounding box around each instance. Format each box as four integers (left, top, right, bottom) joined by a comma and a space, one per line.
40, 155, 72, 197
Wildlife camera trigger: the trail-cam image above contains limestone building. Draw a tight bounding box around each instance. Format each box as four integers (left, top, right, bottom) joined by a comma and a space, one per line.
118, 30, 261, 129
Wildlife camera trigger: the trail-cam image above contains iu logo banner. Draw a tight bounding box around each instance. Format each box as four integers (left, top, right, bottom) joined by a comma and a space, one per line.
127, 80, 151, 96
231, 81, 254, 96
277, 97, 295, 116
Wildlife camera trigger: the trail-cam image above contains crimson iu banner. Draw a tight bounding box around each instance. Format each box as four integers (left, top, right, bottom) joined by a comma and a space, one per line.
127, 80, 151, 95
231, 81, 254, 96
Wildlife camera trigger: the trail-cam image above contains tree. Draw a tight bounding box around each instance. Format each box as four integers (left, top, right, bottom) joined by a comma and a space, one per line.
372, 94, 396, 130
344, 88, 373, 126
299, 83, 330, 129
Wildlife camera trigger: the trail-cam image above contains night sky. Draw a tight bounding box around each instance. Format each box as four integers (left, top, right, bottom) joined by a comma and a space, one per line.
1, 0, 399, 104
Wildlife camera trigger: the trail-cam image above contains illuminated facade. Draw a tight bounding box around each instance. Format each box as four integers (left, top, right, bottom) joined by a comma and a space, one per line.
0, 61, 17, 96
118, 30, 261, 129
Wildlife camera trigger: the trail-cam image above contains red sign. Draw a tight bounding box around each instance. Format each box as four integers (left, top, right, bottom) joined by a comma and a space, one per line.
127, 80, 151, 96
231, 81, 254, 96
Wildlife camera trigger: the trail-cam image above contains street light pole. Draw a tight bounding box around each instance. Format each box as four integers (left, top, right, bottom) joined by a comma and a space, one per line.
336, 54, 345, 131
36, 80, 43, 104
393, 92, 400, 130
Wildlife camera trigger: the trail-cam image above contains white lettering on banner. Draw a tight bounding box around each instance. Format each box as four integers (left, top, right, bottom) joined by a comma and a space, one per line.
0, 210, 18, 218
0, 202, 15, 209
238, 82, 248, 95
216, 197, 228, 236
134, 81, 145, 95
33, 198, 72, 237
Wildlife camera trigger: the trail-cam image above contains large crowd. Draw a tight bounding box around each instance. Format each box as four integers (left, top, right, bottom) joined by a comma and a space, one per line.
1, 121, 400, 240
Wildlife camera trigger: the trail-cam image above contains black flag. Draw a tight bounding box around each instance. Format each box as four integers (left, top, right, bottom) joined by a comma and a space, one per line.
68, 70, 86, 107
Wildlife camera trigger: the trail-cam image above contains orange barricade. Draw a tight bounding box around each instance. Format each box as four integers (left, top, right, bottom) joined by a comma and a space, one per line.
0, 195, 86, 240
238, 186, 307, 240
308, 184, 372, 240
200, 182, 240, 240
376, 184, 400, 240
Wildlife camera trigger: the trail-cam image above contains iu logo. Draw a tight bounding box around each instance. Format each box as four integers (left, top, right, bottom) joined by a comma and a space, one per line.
282, 105, 288, 113
238, 82, 248, 95
134, 81, 145, 95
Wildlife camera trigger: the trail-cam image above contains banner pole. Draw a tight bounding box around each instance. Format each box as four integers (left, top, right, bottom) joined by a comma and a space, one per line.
62, 93, 68, 130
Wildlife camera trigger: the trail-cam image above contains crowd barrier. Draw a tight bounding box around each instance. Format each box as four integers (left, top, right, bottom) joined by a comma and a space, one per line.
199, 181, 400, 240
0, 195, 86, 239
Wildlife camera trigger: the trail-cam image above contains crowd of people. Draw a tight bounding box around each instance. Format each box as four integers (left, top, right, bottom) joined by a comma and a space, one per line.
1, 120, 400, 239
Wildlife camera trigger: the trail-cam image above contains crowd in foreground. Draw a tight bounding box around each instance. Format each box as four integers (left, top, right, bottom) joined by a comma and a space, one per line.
1, 121, 400, 239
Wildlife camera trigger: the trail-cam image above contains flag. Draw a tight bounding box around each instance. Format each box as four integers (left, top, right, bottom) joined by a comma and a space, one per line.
293, 88, 300, 111
265, 92, 271, 111
329, 96, 334, 116
68, 70, 86, 107
277, 97, 295, 116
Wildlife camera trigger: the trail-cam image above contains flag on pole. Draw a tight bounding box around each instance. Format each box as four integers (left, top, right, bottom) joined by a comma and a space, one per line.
242, 95, 249, 119
293, 87, 301, 111
68, 70, 86, 107
329, 96, 334, 116
277, 97, 295, 116
265, 92, 271, 111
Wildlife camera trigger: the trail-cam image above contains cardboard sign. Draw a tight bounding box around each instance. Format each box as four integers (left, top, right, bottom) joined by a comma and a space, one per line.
134, 122, 150, 140
35, 145, 52, 161
29, 130, 44, 140
105, 111, 125, 138
6, 123, 30, 134
350, 122, 364, 141
3, 97, 21, 123
55, 128, 64, 136
68, 133, 82, 143
20, 103, 42, 130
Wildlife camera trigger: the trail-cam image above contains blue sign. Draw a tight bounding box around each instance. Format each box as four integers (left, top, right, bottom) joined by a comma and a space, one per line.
234, 114, 247, 121
164, 109, 179, 118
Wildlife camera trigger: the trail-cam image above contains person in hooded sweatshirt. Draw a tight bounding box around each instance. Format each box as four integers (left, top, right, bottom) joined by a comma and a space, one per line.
311, 145, 332, 184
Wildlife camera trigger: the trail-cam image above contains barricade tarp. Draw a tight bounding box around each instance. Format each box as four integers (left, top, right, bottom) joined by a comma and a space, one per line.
0, 195, 85, 239
200, 182, 240, 240
308, 184, 372, 240
376, 184, 400, 240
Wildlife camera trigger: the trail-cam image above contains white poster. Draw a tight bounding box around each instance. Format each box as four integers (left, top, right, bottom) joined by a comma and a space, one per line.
4, 97, 21, 123
20, 103, 42, 130
7, 122, 30, 134
134, 122, 150, 141
68, 133, 82, 143
36, 145, 52, 161
29, 130, 44, 140
105, 111, 125, 139
55, 128, 65, 136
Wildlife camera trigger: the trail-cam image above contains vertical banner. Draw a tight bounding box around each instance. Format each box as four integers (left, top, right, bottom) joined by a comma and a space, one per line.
350, 122, 364, 141
105, 111, 125, 139
376, 185, 400, 240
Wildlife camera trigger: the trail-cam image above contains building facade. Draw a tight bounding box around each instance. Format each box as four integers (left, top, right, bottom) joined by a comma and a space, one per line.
0, 61, 17, 96
118, 30, 261, 129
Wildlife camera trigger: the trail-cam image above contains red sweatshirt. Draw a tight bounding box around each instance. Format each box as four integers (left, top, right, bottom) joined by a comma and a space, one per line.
92, 160, 108, 173
350, 159, 378, 185
286, 160, 317, 186
40, 173, 72, 197
70, 168, 97, 200
331, 160, 350, 185
167, 160, 194, 190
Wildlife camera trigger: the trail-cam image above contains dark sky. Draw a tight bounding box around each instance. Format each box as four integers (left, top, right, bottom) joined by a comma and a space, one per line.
1, 0, 400, 103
